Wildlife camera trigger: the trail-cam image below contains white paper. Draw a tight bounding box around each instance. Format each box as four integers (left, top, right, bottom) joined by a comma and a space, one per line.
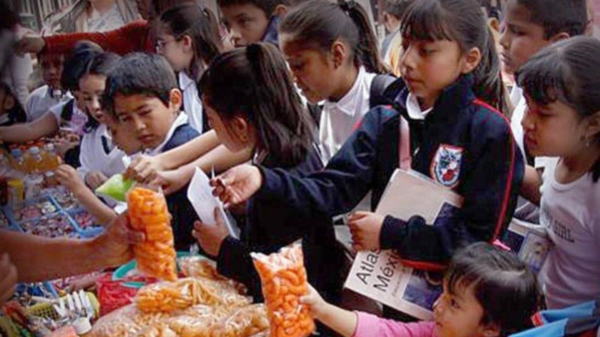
187, 167, 239, 238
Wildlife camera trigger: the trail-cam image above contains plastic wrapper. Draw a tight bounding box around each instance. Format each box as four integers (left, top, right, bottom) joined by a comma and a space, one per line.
252, 244, 315, 337
209, 304, 270, 337
89, 304, 168, 337
127, 186, 177, 281
135, 277, 251, 314
179, 256, 247, 294
95, 174, 135, 202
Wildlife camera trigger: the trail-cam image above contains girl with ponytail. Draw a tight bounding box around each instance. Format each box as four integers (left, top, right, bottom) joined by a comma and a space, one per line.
194, 43, 346, 317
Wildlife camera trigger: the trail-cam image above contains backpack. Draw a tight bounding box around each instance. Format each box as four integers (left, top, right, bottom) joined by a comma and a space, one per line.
307, 73, 399, 125
510, 300, 600, 337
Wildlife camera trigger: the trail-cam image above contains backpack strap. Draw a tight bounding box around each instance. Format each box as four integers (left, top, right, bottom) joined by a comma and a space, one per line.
369, 74, 398, 109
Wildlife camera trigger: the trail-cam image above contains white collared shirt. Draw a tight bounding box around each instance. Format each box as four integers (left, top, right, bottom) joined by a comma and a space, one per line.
25, 85, 72, 122
179, 72, 204, 133
77, 124, 127, 180
319, 67, 377, 164
405, 93, 433, 120
146, 112, 189, 156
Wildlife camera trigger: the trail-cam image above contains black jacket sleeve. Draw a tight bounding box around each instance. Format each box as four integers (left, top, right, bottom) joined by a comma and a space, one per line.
380, 121, 524, 266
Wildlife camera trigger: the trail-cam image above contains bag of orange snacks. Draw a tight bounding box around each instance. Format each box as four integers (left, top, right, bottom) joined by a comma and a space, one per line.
251, 244, 315, 337
127, 186, 177, 282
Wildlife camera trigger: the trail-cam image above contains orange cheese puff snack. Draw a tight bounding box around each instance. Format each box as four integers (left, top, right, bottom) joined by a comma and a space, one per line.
135, 282, 194, 313
127, 186, 177, 282
251, 244, 315, 337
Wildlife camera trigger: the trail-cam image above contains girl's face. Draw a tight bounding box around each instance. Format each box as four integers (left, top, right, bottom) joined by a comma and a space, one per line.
433, 283, 498, 337
521, 98, 596, 158
79, 74, 106, 123
40, 54, 64, 90
400, 38, 477, 109
156, 31, 193, 73
280, 34, 344, 104
220, 3, 270, 48
205, 105, 254, 152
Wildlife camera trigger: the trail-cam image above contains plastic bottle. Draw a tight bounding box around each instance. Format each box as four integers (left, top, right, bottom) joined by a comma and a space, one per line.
10, 149, 27, 173
43, 144, 62, 171
26, 147, 45, 174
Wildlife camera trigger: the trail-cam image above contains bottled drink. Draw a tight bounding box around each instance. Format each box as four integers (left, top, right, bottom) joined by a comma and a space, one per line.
26, 147, 45, 174
43, 144, 62, 171
10, 149, 27, 173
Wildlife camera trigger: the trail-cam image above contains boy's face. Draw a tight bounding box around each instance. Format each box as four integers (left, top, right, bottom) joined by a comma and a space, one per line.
112, 92, 179, 150
433, 282, 498, 337
499, 1, 552, 75
39, 54, 64, 90
221, 3, 270, 47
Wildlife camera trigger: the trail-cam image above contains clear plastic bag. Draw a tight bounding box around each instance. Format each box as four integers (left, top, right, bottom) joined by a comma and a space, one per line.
252, 244, 315, 337
127, 186, 177, 281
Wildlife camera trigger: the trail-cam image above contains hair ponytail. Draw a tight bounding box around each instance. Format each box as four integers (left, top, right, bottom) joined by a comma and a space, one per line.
472, 25, 508, 114
280, 0, 387, 74
200, 43, 314, 167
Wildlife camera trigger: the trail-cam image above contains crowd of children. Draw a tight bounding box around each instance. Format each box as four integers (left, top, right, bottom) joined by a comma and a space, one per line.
1, 0, 600, 335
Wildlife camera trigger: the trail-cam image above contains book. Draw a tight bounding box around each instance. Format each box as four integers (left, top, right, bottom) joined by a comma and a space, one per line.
344, 169, 462, 320
503, 218, 550, 274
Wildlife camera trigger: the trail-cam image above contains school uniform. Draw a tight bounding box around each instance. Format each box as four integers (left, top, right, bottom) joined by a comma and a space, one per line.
217, 145, 346, 304
179, 72, 205, 134
253, 75, 524, 267
25, 85, 72, 122
77, 124, 127, 180
147, 112, 200, 250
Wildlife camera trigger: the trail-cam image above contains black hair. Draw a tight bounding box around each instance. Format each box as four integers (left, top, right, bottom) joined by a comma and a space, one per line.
479, 0, 502, 21
280, 0, 387, 75
513, 0, 587, 39
517, 36, 600, 182
217, 0, 290, 16
200, 43, 314, 167
382, 0, 412, 19
61, 41, 104, 92
158, 3, 221, 81
79, 51, 121, 133
0, 82, 26, 125
446, 243, 539, 337
400, 0, 507, 114
103, 53, 179, 119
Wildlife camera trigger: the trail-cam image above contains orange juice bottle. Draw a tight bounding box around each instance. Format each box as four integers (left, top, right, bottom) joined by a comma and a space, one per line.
43, 144, 61, 171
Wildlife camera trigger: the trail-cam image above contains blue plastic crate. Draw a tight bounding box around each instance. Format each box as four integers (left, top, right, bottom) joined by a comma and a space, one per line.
65, 208, 104, 238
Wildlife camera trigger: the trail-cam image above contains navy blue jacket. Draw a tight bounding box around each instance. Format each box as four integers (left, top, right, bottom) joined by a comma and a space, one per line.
162, 123, 200, 250
217, 145, 346, 302
254, 75, 524, 269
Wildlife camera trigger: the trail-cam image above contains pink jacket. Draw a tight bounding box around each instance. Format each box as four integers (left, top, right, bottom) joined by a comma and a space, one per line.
352, 312, 437, 337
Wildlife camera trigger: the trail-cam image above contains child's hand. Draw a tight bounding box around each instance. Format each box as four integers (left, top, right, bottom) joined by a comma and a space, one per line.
210, 164, 262, 208
85, 171, 108, 190
151, 167, 193, 195
192, 208, 229, 258
125, 155, 164, 184
348, 211, 385, 251
300, 284, 328, 319
56, 165, 85, 192
55, 139, 77, 158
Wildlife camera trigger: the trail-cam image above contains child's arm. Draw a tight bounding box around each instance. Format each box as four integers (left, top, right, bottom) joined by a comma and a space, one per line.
56, 165, 117, 225
0, 112, 58, 143
520, 165, 542, 206
301, 285, 435, 337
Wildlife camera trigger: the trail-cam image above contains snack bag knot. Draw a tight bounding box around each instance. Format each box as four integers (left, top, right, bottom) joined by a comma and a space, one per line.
127, 186, 177, 282
252, 244, 315, 337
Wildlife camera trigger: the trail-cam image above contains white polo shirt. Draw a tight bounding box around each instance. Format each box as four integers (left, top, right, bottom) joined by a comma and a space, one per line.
179, 72, 204, 134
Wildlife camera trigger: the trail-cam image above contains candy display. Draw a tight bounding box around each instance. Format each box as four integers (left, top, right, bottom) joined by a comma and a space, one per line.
252, 244, 315, 337
12, 198, 57, 221
70, 210, 103, 231
53, 191, 78, 210
20, 214, 74, 238
127, 187, 177, 282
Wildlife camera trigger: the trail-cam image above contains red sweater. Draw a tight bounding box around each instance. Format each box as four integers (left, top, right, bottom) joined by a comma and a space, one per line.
43, 20, 154, 55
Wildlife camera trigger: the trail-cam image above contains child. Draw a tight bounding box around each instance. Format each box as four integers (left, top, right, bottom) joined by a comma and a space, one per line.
380, 0, 412, 76
518, 36, 600, 309
0, 43, 96, 144
218, 0, 294, 47
102, 52, 200, 250
500, 0, 587, 164
156, 3, 222, 133
301, 242, 540, 337
192, 43, 345, 306
72, 51, 127, 190
0, 82, 27, 127
25, 52, 70, 122
279, 0, 388, 163
213, 0, 522, 269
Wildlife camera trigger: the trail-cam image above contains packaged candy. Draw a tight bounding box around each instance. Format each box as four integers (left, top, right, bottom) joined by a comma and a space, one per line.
252, 244, 315, 337
96, 174, 135, 202
127, 186, 177, 281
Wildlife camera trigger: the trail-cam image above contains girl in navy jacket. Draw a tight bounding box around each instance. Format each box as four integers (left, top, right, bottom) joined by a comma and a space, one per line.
212, 0, 523, 270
